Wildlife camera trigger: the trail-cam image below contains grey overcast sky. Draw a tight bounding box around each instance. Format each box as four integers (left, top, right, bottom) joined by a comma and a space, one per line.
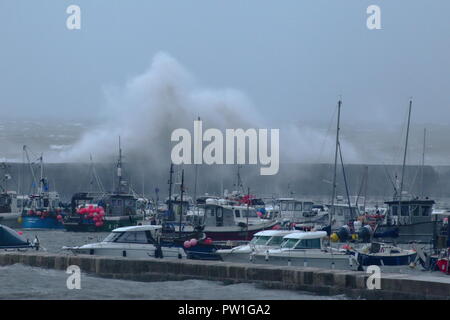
0, 0, 449, 127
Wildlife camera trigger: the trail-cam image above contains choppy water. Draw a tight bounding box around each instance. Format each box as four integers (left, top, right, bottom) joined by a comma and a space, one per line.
1, 230, 347, 300
0, 264, 346, 300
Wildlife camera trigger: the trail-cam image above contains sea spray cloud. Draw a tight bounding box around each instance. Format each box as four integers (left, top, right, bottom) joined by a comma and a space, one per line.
60, 52, 360, 173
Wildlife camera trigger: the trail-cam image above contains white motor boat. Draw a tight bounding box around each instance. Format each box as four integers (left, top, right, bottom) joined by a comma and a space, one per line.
252, 231, 356, 270
216, 229, 301, 263
63, 225, 187, 259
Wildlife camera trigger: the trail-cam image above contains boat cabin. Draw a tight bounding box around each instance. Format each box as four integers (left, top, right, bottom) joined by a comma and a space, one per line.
277, 198, 315, 222
101, 194, 137, 216
202, 199, 260, 227
102, 225, 161, 245
384, 199, 435, 225
327, 203, 360, 229
279, 231, 327, 250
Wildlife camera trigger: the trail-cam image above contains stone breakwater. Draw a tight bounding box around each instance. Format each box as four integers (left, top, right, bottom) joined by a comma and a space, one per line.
0, 252, 449, 299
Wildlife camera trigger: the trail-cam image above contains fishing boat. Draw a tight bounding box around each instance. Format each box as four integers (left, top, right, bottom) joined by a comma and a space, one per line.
275, 198, 328, 229
251, 231, 354, 270
373, 198, 437, 243
194, 198, 278, 241
216, 229, 300, 263
19, 147, 68, 229
63, 140, 144, 232
0, 224, 34, 250
63, 225, 186, 259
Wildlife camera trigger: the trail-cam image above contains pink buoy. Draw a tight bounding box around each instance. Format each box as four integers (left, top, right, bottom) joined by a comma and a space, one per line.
204, 238, 213, 245
17, 231, 23, 235
57, 215, 63, 220
183, 240, 191, 248
189, 238, 198, 247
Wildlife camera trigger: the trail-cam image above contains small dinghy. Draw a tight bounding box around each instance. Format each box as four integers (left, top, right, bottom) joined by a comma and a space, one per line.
0, 224, 33, 250
353, 242, 416, 266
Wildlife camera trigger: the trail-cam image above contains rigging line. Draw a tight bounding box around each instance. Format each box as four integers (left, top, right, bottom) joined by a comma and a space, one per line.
315, 104, 338, 165
393, 102, 410, 167
338, 142, 354, 219
382, 160, 397, 195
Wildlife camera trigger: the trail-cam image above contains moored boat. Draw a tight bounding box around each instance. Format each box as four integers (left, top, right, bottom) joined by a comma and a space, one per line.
251, 231, 354, 270
216, 229, 300, 263
0, 224, 34, 250
63, 225, 186, 259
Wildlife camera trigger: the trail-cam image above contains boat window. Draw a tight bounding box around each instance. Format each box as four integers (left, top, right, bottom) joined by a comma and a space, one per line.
281, 203, 294, 211
303, 202, 313, 211
103, 232, 122, 242
421, 206, 431, 217
216, 207, 223, 218
294, 203, 302, 211
235, 210, 240, 218
115, 231, 148, 244
253, 236, 271, 245
295, 238, 321, 249
337, 208, 343, 216
206, 207, 215, 217
116, 200, 123, 206
281, 238, 298, 249
267, 236, 284, 246
401, 205, 409, 216
391, 205, 398, 216
242, 209, 258, 218
411, 205, 420, 216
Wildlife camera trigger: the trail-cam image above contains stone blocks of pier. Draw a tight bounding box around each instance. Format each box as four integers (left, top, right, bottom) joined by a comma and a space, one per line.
0, 251, 449, 299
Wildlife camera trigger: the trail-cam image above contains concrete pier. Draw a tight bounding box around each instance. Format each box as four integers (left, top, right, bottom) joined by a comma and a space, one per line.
0, 251, 449, 299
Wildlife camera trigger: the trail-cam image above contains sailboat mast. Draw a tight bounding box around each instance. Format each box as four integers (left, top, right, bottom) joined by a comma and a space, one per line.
168, 163, 174, 216
330, 99, 341, 226
421, 128, 426, 198
117, 137, 123, 194
179, 169, 184, 235
399, 100, 412, 202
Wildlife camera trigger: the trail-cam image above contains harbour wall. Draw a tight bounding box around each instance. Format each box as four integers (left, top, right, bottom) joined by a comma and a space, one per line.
0, 252, 449, 299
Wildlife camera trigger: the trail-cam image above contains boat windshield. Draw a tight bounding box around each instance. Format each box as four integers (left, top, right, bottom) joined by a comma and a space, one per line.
281, 238, 298, 249
266, 236, 284, 246
103, 232, 121, 242
251, 236, 271, 245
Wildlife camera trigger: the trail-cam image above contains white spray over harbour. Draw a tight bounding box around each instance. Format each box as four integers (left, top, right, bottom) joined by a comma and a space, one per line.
60, 52, 360, 170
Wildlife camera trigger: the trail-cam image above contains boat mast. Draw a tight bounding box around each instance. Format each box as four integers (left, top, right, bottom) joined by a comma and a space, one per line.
193, 116, 200, 203
168, 163, 174, 217
330, 99, 341, 227
179, 169, 184, 235
399, 99, 412, 202
117, 136, 123, 194
421, 128, 426, 198
39, 153, 44, 193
